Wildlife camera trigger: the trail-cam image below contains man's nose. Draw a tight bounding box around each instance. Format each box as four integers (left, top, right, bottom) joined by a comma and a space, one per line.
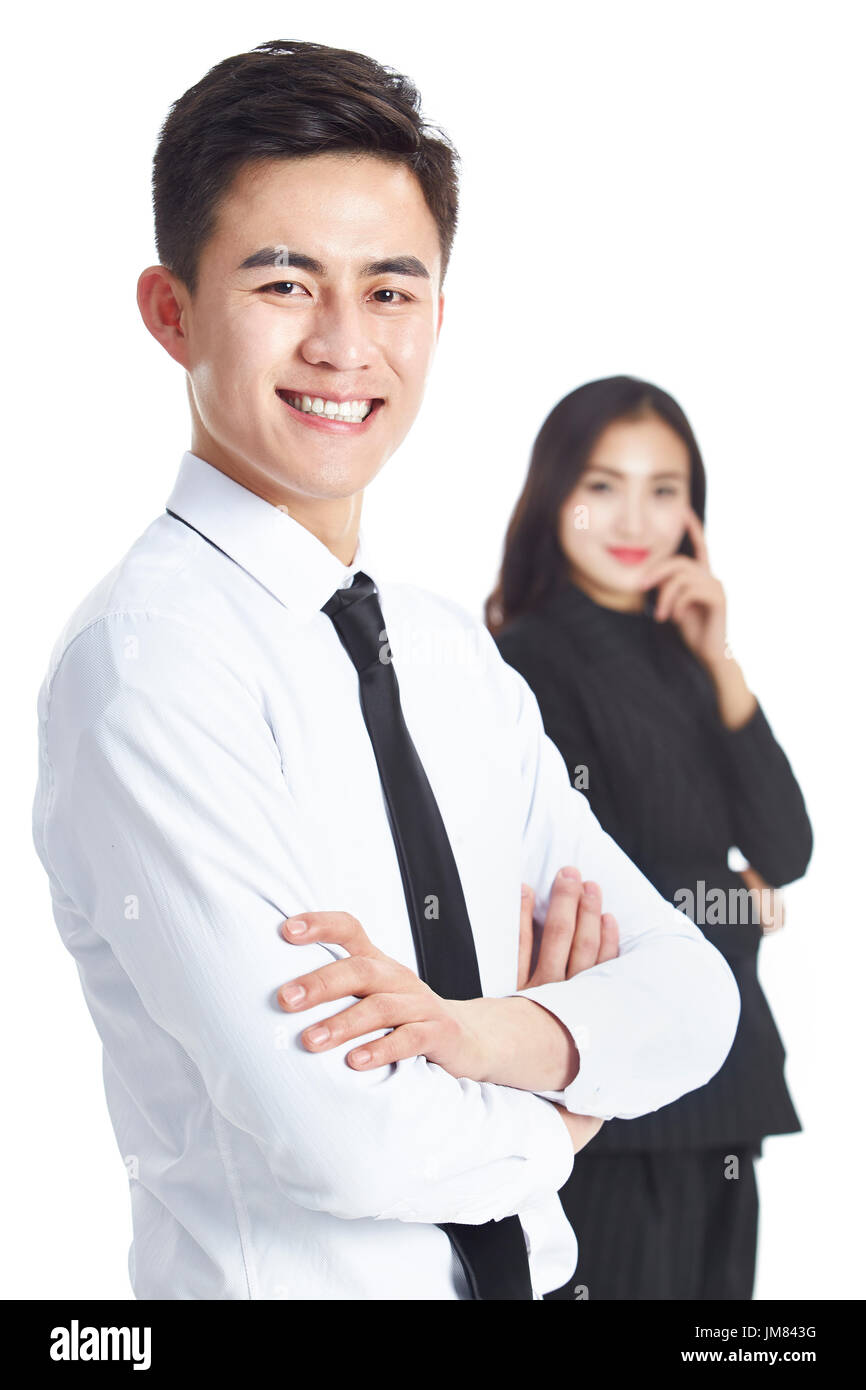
299, 297, 374, 371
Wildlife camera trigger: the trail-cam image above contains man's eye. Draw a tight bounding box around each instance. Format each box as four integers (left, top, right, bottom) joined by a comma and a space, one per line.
257, 284, 409, 304
259, 281, 308, 296
370, 288, 410, 304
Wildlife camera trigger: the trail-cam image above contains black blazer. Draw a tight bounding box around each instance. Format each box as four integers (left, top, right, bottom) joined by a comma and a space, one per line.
494, 580, 813, 1152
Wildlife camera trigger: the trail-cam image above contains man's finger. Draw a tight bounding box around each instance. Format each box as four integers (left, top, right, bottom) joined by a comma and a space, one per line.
277, 954, 399, 1010
532, 868, 583, 984
566, 880, 602, 975
297, 991, 432, 1052
346, 1018, 458, 1071
596, 913, 619, 964
281, 910, 384, 957
517, 884, 534, 990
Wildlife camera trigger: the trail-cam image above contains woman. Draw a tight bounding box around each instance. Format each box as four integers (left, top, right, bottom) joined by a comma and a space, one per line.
487, 376, 812, 1301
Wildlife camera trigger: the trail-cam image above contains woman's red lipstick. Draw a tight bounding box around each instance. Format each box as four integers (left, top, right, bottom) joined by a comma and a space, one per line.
607, 546, 650, 565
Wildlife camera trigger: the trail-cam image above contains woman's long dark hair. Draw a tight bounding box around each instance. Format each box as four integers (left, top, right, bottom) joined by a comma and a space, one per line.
484, 375, 707, 635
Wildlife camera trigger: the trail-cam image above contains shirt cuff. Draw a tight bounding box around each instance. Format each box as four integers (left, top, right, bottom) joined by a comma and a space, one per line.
502, 983, 612, 1117
518, 1086, 579, 1206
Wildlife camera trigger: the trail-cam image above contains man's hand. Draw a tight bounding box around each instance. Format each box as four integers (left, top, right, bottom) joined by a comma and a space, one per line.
473, 868, 619, 1094
277, 911, 490, 1080
519, 871, 618, 1154
276, 869, 618, 1086
517, 868, 619, 989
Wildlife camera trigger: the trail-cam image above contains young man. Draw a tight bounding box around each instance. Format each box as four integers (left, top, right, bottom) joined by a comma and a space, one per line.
32, 40, 739, 1301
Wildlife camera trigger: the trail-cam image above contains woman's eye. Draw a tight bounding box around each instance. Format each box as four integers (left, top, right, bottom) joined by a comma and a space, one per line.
587, 481, 611, 492
655, 486, 680, 497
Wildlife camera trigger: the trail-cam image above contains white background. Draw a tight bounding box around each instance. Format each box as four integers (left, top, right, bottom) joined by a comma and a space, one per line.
4, 0, 863, 1300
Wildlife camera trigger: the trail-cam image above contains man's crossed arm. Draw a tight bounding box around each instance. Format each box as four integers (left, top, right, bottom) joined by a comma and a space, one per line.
38, 610, 740, 1225
276, 867, 619, 1153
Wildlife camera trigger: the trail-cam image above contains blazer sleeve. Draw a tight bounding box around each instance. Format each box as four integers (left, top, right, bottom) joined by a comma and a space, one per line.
712, 696, 813, 887
494, 626, 624, 844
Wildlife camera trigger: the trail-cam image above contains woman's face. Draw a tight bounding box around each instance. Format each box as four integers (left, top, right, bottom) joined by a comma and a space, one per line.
557, 412, 692, 610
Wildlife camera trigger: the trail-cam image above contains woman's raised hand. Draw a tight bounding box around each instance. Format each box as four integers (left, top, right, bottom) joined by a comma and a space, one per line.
640, 507, 728, 670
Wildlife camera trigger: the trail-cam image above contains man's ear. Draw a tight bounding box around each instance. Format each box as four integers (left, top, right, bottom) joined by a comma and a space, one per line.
136, 265, 192, 369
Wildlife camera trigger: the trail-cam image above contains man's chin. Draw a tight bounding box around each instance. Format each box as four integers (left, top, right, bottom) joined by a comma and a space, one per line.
262, 450, 384, 504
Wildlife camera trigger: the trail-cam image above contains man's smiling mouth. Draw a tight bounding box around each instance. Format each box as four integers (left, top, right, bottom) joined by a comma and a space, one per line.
276, 389, 382, 423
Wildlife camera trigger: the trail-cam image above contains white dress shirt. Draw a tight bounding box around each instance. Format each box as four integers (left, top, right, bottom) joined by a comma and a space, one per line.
31, 450, 740, 1300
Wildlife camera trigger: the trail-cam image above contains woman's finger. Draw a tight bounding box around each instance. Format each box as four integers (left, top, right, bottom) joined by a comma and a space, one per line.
684, 508, 711, 569
640, 555, 694, 592
656, 572, 701, 623
671, 591, 707, 626
566, 881, 602, 976
517, 883, 534, 990
669, 578, 707, 623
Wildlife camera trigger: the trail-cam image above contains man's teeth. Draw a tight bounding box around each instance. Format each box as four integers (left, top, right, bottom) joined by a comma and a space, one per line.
287, 394, 374, 421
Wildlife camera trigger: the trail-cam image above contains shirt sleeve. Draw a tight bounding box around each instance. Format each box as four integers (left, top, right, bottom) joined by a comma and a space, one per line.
482, 628, 742, 1120
35, 611, 574, 1226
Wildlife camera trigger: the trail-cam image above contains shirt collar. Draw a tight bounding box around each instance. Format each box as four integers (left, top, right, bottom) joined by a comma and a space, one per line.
165, 450, 372, 618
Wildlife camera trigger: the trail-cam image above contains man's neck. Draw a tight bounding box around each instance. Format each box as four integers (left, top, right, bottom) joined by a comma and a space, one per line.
283, 494, 362, 566
188, 438, 362, 566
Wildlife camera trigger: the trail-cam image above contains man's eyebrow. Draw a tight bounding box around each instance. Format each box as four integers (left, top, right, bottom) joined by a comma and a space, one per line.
236, 248, 430, 279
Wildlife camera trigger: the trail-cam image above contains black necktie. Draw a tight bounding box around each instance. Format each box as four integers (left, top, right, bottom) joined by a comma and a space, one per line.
322, 570, 534, 1301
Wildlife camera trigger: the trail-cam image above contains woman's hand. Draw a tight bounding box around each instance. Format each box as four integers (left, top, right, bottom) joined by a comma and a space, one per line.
640, 507, 728, 670
739, 864, 786, 934
642, 507, 758, 727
